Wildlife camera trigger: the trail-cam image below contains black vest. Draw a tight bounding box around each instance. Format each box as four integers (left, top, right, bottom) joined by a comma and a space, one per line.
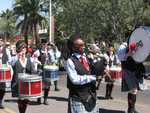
1, 47, 8, 64
121, 56, 137, 71
106, 52, 117, 67
67, 55, 96, 112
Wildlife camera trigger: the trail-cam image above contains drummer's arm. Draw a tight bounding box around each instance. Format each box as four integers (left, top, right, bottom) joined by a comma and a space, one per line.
103, 67, 111, 78
55, 49, 61, 59
11, 64, 17, 88
66, 59, 96, 85
54, 50, 61, 64
115, 55, 121, 66
125, 48, 136, 59
7, 63, 14, 77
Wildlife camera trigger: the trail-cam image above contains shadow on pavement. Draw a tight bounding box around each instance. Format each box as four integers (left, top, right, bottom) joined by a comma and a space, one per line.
97, 96, 107, 100
48, 96, 68, 102
5, 99, 18, 103
28, 101, 41, 105
5, 99, 41, 106
99, 108, 125, 113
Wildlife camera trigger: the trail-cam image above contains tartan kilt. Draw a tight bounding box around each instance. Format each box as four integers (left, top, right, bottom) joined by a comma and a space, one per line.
42, 70, 59, 90
0, 82, 6, 90
121, 69, 139, 92
68, 96, 98, 113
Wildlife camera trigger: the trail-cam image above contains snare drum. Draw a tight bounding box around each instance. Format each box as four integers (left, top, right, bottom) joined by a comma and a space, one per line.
0, 64, 11, 82
109, 67, 122, 80
43, 65, 59, 82
18, 73, 43, 99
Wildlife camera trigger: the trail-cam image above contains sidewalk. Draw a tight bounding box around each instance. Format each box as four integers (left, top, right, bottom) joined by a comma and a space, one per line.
97, 79, 150, 113
2, 75, 150, 113
98, 97, 150, 113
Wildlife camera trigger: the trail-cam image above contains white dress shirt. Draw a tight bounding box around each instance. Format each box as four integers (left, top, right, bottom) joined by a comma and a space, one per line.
117, 42, 127, 61
66, 53, 96, 85
48, 48, 61, 64
104, 53, 120, 69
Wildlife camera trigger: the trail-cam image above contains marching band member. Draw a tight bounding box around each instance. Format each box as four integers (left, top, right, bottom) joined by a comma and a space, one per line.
66, 35, 98, 113
30, 49, 43, 104
48, 43, 61, 91
10, 45, 18, 66
0, 40, 12, 109
117, 40, 145, 113
103, 45, 120, 99
30, 49, 41, 73
11, 40, 34, 113
38, 43, 50, 105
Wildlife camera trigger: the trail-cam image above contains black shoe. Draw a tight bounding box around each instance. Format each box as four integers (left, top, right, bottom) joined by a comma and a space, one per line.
128, 108, 133, 113
43, 100, 49, 105
105, 95, 109, 99
55, 88, 60, 91
133, 110, 139, 113
109, 96, 114, 100
128, 108, 139, 113
37, 98, 41, 104
0, 104, 4, 109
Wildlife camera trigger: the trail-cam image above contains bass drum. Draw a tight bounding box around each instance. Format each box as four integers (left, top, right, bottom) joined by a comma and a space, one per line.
129, 27, 150, 62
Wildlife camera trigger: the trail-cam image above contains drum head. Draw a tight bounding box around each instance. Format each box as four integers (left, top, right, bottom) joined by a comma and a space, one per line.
44, 65, 59, 71
129, 27, 150, 62
109, 66, 122, 71
18, 73, 41, 80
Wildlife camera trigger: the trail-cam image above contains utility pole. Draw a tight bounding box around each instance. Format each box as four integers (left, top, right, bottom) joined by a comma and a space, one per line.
49, 0, 55, 43
49, 0, 52, 42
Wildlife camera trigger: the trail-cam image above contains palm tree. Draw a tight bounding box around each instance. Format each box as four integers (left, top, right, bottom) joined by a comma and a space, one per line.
0, 9, 16, 41
13, 0, 48, 47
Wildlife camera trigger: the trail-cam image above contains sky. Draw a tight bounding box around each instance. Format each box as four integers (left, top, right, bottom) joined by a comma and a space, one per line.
0, 0, 13, 13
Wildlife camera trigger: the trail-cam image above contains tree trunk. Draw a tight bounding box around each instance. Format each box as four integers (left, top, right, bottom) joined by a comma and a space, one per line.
24, 29, 28, 50
33, 23, 40, 48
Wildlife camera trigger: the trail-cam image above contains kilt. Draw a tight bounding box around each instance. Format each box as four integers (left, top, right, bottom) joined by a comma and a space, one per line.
68, 96, 98, 113
0, 82, 6, 90
121, 69, 139, 92
42, 70, 59, 90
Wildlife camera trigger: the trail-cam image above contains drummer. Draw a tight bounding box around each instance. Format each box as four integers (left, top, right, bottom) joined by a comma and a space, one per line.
47, 43, 61, 91
0, 40, 12, 109
38, 43, 51, 105
10, 44, 18, 66
117, 40, 145, 113
11, 40, 35, 113
103, 45, 121, 99
29, 48, 44, 104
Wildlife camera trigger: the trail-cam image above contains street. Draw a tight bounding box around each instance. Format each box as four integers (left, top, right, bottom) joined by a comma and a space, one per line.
0, 75, 150, 113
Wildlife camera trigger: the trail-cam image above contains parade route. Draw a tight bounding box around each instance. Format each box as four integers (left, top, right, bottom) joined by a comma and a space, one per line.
1, 0, 150, 113
0, 75, 150, 113
0, 107, 16, 113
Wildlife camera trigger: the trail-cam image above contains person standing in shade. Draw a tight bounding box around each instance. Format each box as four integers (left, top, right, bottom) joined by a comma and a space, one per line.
66, 35, 98, 113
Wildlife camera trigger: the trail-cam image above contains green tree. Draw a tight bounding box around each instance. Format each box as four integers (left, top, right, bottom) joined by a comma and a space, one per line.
13, 0, 48, 47
53, 0, 150, 44
0, 9, 16, 41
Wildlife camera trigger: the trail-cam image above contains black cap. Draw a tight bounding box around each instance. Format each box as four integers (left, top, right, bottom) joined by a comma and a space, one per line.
16, 40, 26, 53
